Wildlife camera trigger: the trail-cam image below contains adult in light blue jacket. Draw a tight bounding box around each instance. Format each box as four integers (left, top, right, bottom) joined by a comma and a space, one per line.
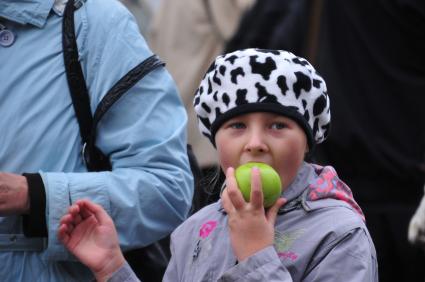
0, 0, 193, 281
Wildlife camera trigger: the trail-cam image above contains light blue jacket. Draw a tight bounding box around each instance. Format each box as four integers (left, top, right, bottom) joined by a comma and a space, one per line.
0, 0, 193, 281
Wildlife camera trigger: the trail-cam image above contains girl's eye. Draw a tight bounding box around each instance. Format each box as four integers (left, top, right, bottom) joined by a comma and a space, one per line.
271, 122, 286, 130
229, 122, 245, 129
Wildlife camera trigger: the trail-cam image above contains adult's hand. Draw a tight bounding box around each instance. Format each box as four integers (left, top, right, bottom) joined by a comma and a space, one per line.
58, 200, 125, 282
221, 167, 286, 262
0, 172, 29, 215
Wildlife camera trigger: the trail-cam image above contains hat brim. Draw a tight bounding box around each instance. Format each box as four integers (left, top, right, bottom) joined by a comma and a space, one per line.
210, 103, 315, 152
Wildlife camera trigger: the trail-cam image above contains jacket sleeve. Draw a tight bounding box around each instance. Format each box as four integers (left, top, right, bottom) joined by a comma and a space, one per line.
39, 1, 193, 260
302, 227, 378, 282
108, 262, 141, 282
218, 246, 293, 282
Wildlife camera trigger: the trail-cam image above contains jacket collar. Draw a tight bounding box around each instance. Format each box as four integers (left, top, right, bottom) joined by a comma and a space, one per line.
281, 162, 315, 202
0, 0, 62, 28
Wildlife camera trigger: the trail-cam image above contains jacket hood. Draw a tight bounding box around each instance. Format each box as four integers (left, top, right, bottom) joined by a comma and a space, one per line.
307, 164, 364, 220
281, 162, 365, 221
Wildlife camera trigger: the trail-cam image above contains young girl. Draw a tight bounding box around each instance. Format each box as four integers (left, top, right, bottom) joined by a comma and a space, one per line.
58, 49, 378, 281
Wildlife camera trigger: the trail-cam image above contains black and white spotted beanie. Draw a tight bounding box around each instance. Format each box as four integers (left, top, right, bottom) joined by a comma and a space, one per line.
193, 48, 331, 151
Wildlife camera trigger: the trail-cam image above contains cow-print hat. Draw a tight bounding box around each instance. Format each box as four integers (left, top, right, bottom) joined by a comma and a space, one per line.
193, 48, 331, 151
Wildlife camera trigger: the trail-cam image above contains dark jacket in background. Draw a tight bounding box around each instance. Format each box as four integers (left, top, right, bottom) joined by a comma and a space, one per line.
225, 0, 309, 55
225, 1, 425, 281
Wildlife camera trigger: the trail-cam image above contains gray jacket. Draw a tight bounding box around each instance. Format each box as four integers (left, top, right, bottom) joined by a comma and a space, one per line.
112, 163, 378, 281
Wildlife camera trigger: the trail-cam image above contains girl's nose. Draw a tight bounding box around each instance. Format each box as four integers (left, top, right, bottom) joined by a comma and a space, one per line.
244, 132, 268, 153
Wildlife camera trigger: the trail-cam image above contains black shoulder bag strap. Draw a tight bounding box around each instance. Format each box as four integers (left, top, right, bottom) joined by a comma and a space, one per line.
62, 1, 178, 281
63, 0, 163, 172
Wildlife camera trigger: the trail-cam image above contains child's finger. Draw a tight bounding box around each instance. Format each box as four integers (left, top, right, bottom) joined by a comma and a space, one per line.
221, 187, 234, 214
59, 214, 70, 224
59, 214, 74, 226
75, 200, 94, 220
79, 200, 114, 226
79, 205, 94, 220
68, 204, 80, 216
66, 222, 75, 234
250, 167, 264, 209
225, 167, 245, 210
58, 224, 70, 244
62, 205, 82, 225
72, 213, 83, 225
73, 200, 97, 221
266, 198, 287, 225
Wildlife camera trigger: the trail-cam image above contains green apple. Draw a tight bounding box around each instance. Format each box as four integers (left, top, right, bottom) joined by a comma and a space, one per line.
235, 162, 282, 208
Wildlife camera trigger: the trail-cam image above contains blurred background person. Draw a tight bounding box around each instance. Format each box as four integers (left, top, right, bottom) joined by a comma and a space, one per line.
225, 0, 310, 57
120, 0, 161, 37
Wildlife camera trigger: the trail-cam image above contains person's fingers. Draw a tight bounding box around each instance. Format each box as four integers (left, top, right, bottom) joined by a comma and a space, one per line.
250, 167, 263, 209
66, 222, 75, 234
59, 214, 73, 225
73, 213, 83, 225
73, 200, 98, 223
61, 207, 81, 227
80, 206, 94, 220
68, 204, 80, 216
74, 200, 94, 220
266, 198, 287, 224
221, 187, 235, 215
225, 167, 245, 210
58, 224, 70, 245
79, 200, 113, 226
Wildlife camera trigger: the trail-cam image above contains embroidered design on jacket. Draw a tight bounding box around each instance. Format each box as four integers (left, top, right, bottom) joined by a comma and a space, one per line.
199, 220, 217, 238
274, 229, 304, 261
193, 220, 218, 261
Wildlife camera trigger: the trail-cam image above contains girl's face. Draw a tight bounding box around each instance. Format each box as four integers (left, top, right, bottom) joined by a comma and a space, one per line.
215, 112, 308, 190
